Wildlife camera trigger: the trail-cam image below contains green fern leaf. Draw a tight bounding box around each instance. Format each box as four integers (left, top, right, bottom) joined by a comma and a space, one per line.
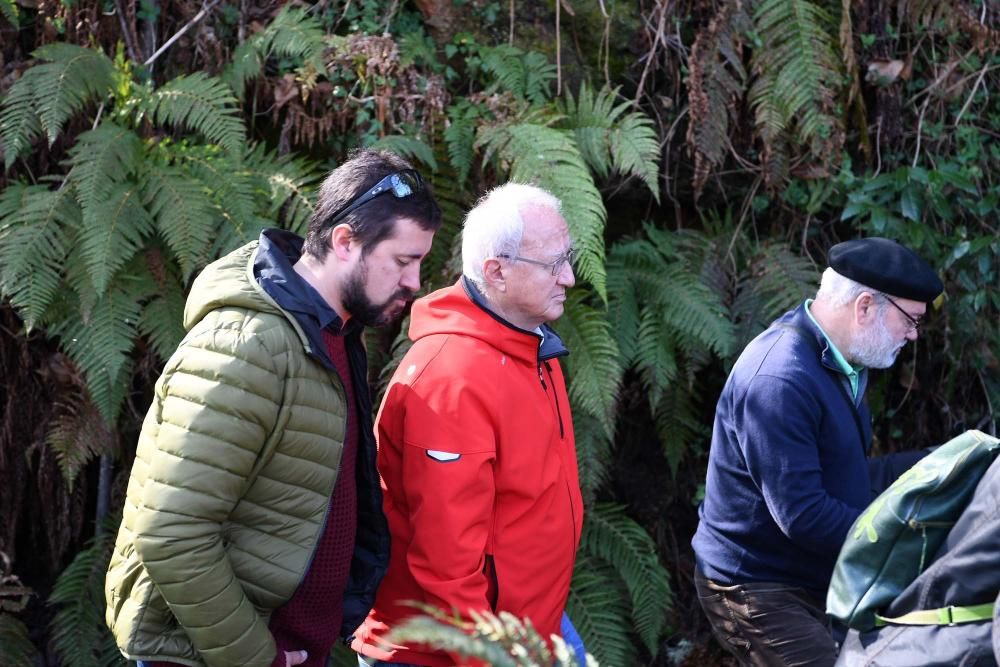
480, 45, 556, 106
636, 308, 679, 407
141, 164, 218, 280
49, 528, 125, 667
77, 180, 153, 294
562, 85, 661, 201
29, 43, 115, 146
260, 5, 327, 64
653, 385, 707, 475
0, 69, 42, 169
749, 0, 841, 157
0, 183, 78, 328
444, 100, 484, 188
0, 613, 35, 667
567, 554, 635, 666
608, 112, 661, 202
45, 394, 112, 490
138, 269, 186, 360
552, 291, 621, 439
571, 411, 612, 506
370, 134, 438, 171
0, 0, 18, 26
178, 147, 270, 253
581, 503, 673, 656
53, 280, 142, 425
143, 72, 247, 156
222, 38, 265, 98
476, 122, 608, 300
242, 142, 320, 238
66, 120, 142, 214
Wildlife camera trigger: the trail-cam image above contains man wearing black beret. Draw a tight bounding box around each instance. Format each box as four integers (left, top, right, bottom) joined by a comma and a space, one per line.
692, 237, 943, 666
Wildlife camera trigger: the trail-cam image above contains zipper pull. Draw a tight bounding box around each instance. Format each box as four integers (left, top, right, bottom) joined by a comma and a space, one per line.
538, 364, 547, 389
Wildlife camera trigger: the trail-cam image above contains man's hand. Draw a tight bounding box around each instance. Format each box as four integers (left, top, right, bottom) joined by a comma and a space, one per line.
285, 650, 308, 666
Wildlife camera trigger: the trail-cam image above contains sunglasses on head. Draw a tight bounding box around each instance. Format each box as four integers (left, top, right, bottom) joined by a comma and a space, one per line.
327, 169, 425, 227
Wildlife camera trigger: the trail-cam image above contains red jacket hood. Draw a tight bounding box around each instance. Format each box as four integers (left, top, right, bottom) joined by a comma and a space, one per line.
408, 278, 556, 366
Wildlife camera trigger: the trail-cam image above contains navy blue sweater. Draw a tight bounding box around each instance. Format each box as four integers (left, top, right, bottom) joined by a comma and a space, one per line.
692, 305, 924, 592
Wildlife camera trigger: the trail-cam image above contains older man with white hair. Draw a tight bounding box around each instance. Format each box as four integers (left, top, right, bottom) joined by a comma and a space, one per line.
692, 237, 944, 667
351, 183, 584, 666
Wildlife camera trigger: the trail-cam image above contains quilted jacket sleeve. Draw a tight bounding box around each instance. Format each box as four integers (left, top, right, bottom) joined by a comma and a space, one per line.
131, 324, 283, 667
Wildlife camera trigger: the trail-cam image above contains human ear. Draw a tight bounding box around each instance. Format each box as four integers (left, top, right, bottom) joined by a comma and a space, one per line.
854, 291, 878, 324
330, 224, 355, 261
483, 258, 506, 292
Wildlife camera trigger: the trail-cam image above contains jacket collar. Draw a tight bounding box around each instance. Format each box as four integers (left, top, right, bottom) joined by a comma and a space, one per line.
461, 276, 568, 362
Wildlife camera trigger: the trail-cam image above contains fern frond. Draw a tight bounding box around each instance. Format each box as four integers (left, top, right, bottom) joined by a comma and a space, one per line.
77, 180, 154, 294
571, 411, 613, 505
29, 43, 115, 146
480, 45, 556, 106
141, 164, 218, 280
0, 613, 35, 667
242, 142, 320, 238
476, 122, 608, 300
260, 5, 327, 65
66, 120, 142, 214
562, 85, 661, 201
0, 69, 42, 169
179, 149, 262, 252
444, 99, 484, 187
686, 0, 751, 196
732, 241, 817, 348
749, 0, 841, 154
581, 503, 672, 657
137, 263, 186, 360
0, 0, 18, 26
222, 38, 265, 98
0, 183, 78, 329
552, 291, 622, 439
54, 277, 144, 424
143, 72, 247, 156
45, 393, 112, 489
370, 134, 438, 171
48, 528, 125, 667
567, 554, 634, 666
653, 384, 707, 475
658, 262, 734, 357
391, 615, 518, 667
636, 308, 679, 407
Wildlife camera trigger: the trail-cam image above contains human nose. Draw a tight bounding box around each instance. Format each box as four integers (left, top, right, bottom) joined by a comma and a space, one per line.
401, 262, 421, 292
557, 258, 575, 287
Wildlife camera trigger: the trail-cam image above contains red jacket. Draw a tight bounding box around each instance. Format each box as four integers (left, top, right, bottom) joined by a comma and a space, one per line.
352, 279, 584, 666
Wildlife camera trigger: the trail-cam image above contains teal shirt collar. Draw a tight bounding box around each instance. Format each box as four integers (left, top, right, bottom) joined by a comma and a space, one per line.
804, 299, 863, 399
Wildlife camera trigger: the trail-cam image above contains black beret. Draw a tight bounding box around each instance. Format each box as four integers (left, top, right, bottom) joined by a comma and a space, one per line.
828, 237, 943, 302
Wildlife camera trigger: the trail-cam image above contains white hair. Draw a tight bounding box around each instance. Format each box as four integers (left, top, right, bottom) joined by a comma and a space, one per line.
815, 267, 878, 307
461, 183, 563, 287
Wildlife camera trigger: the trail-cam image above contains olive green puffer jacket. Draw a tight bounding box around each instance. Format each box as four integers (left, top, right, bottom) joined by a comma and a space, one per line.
105, 239, 358, 666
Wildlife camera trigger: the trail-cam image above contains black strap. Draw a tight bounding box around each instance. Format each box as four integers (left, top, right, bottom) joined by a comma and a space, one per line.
777, 324, 869, 455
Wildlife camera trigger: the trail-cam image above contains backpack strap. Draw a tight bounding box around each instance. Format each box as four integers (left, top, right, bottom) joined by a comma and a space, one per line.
875, 602, 995, 627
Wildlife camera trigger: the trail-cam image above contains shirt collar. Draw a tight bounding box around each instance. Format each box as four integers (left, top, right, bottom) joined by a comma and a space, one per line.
804, 298, 863, 398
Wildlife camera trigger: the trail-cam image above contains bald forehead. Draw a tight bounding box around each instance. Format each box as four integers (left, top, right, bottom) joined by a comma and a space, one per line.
519, 204, 569, 248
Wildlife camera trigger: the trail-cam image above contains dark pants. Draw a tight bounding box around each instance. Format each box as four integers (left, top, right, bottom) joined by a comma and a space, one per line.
694, 568, 837, 667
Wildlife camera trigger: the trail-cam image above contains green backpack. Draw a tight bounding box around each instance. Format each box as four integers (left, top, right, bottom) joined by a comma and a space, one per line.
827, 429, 1000, 631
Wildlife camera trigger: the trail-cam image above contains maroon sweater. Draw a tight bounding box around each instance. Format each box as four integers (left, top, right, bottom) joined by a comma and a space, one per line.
148, 328, 359, 667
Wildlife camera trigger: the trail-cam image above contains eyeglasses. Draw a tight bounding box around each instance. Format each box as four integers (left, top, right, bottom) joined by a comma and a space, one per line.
327, 169, 425, 227
880, 293, 922, 332
497, 248, 575, 276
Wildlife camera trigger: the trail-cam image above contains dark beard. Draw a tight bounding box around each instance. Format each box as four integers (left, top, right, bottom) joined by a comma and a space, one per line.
341, 259, 415, 327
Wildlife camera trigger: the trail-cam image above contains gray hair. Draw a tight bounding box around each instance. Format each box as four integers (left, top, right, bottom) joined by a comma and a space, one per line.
461, 183, 562, 287
815, 267, 877, 307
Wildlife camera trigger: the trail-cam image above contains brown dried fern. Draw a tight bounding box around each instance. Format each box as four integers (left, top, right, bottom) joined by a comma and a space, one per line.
686, 0, 751, 198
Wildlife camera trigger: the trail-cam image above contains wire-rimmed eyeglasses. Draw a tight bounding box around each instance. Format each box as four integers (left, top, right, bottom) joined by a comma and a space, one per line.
879, 293, 922, 333
327, 169, 425, 227
497, 248, 575, 276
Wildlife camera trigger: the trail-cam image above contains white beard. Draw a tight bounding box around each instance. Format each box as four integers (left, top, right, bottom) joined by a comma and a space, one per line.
848, 307, 906, 369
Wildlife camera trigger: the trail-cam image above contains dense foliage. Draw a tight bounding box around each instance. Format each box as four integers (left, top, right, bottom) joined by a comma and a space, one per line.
0, 1, 997, 665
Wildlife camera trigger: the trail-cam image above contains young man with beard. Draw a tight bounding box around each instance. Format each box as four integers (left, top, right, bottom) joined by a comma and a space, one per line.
350, 183, 584, 666
105, 150, 441, 667
692, 237, 943, 667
